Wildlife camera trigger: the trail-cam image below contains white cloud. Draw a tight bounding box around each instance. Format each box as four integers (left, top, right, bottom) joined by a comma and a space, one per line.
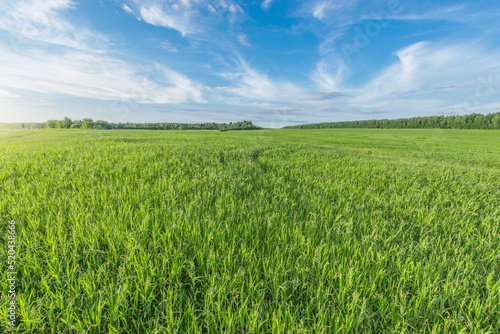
0, 0, 107, 52
299, 38, 500, 122
0, 48, 205, 104
311, 59, 347, 92
129, 0, 245, 37
228, 4, 243, 14
140, 4, 195, 36
381, 4, 467, 22
261, 0, 274, 11
332, 40, 500, 117
121, 4, 134, 14
312, 1, 328, 21
357, 41, 487, 101
309, 0, 359, 22
218, 60, 303, 103
0, 0, 206, 106
160, 40, 178, 52
237, 34, 250, 46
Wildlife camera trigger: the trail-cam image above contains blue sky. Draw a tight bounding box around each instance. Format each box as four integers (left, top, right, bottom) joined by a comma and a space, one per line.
1, 0, 500, 127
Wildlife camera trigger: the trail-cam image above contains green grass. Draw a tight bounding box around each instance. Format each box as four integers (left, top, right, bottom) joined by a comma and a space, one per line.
1, 129, 499, 333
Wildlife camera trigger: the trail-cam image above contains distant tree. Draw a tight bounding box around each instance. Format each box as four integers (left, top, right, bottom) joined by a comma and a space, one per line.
82, 118, 94, 129
283, 112, 500, 130
62, 117, 73, 129
56, 117, 72, 128
492, 113, 500, 129
41, 118, 261, 131
45, 120, 57, 128
95, 120, 113, 130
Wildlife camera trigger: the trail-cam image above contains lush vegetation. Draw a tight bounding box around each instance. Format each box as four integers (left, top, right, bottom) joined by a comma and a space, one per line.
0, 119, 261, 131
285, 112, 500, 129
1, 129, 499, 333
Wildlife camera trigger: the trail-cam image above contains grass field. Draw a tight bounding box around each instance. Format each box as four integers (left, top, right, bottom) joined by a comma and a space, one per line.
1, 129, 499, 333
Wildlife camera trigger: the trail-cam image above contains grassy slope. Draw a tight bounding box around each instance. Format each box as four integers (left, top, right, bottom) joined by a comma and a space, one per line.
1, 129, 499, 333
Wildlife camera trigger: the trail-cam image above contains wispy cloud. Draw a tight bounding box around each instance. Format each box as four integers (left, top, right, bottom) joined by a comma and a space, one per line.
261, 0, 274, 11
355, 41, 500, 102
299, 0, 360, 23
0, 0, 206, 107
159, 40, 178, 52
140, 4, 196, 36
216, 59, 303, 103
228, 4, 243, 14
0, 0, 107, 52
129, 0, 245, 37
386, 4, 468, 22
311, 59, 347, 92
121, 4, 134, 15
0, 48, 206, 104
237, 34, 250, 46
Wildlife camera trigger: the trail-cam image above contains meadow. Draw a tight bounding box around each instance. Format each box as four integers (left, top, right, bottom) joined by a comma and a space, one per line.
1, 128, 499, 333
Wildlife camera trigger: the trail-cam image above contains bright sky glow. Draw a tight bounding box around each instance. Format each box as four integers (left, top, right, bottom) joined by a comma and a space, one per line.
1, 0, 500, 127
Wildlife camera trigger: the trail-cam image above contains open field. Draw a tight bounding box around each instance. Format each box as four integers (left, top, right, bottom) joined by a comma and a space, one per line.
1, 129, 499, 333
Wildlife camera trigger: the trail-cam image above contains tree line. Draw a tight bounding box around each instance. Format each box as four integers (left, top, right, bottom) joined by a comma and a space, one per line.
113, 120, 260, 130
284, 112, 500, 130
3, 113, 500, 131
0, 118, 261, 130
